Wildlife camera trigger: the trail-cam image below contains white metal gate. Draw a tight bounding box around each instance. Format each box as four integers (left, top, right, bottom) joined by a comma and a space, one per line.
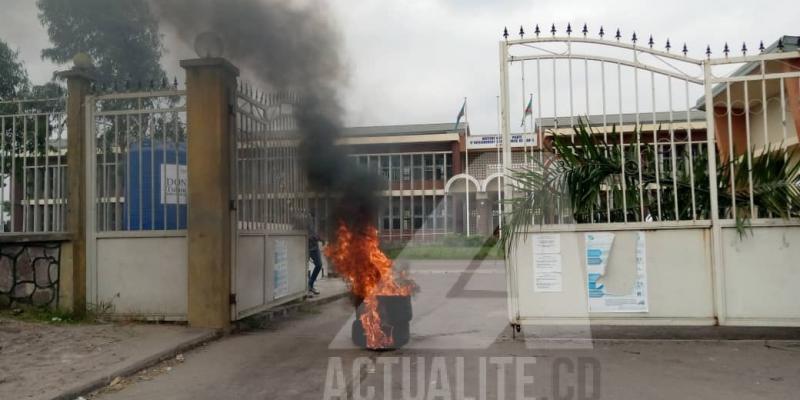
498, 26, 800, 326
85, 88, 190, 320
231, 83, 309, 320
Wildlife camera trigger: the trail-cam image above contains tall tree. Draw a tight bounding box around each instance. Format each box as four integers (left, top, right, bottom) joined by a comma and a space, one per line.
36, 0, 166, 85
0, 39, 30, 101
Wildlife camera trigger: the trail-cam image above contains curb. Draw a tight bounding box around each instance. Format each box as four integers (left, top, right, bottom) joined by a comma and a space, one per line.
235, 289, 351, 329
52, 329, 221, 400
306, 290, 351, 308
52, 291, 349, 399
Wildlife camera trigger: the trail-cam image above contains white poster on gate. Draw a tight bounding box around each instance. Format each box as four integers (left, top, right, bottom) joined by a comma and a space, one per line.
533, 233, 561, 254
273, 240, 289, 299
533, 234, 563, 292
160, 164, 188, 204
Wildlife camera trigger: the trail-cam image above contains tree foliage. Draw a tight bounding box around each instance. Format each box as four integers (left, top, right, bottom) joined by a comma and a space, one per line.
36, 0, 166, 85
1, 40, 66, 192
0, 39, 30, 100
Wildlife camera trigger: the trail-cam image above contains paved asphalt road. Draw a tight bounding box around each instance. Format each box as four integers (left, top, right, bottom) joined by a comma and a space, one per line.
95, 259, 800, 400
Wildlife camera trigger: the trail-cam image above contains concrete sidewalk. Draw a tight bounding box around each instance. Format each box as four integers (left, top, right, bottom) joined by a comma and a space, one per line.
0, 280, 350, 400
0, 319, 217, 400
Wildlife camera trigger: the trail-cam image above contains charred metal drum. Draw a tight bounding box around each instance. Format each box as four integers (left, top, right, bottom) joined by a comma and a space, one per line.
352, 295, 412, 350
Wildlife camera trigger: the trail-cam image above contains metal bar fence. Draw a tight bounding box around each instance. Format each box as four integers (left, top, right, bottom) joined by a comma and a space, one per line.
707, 52, 800, 222
501, 33, 800, 229
234, 83, 306, 232
0, 98, 67, 234
89, 90, 187, 233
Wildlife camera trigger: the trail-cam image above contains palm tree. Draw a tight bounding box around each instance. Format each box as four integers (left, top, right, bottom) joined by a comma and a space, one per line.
502, 120, 800, 251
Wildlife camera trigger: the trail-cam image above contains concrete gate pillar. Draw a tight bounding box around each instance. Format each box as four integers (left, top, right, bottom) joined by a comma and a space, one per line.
56, 58, 94, 314
181, 58, 240, 329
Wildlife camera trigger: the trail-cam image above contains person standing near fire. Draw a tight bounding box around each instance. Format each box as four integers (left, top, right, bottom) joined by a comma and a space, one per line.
295, 210, 324, 296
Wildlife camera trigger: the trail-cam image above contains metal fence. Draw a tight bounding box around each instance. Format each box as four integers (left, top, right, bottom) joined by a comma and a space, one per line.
706, 51, 800, 222
0, 98, 67, 234
88, 90, 187, 233
499, 29, 800, 228
234, 83, 306, 232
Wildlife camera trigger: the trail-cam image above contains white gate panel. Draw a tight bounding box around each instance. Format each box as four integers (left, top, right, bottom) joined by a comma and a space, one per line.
233, 232, 307, 320
235, 234, 267, 314
231, 84, 309, 321
272, 234, 309, 302
722, 226, 800, 325
86, 90, 189, 321
95, 235, 188, 320
498, 27, 800, 328
512, 228, 714, 325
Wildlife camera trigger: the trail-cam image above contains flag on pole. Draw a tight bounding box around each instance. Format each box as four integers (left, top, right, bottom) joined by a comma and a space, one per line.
454, 99, 466, 131
520, 94, 533, 127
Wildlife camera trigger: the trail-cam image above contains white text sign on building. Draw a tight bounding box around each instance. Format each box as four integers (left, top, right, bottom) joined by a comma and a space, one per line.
467, 133, 538, 149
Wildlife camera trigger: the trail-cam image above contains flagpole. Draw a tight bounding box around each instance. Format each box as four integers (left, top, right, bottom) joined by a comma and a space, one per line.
528, 93, 534, 163
464, 97, 470, 237
521, 60, 528, 165
496, 95, 502, 239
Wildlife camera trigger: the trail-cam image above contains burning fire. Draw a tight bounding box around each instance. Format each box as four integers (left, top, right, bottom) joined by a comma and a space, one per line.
325, 222, 413, 349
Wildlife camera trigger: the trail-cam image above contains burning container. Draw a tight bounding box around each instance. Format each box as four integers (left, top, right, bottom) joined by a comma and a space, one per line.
125, 141, 188, 230
352, 295, 412, 349
324, 222, 416, 350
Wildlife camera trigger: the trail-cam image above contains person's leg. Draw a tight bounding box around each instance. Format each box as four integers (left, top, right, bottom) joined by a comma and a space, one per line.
308, 247, 323, 291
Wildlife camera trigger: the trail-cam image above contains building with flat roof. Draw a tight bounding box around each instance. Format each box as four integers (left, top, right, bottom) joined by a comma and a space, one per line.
305, 122, 538, 242
307, 110, 713, 242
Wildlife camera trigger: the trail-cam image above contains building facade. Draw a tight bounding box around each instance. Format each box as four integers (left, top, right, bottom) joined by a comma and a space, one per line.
305, 123, 537, 243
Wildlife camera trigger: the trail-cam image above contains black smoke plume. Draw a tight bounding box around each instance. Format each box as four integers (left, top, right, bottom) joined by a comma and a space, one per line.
151, 0, 382, 230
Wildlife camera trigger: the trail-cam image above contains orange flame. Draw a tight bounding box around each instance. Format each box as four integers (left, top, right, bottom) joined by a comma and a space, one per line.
324, 222, 412, 349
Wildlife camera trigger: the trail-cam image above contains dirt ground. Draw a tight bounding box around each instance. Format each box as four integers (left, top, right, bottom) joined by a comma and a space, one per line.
0, 317, 209, 400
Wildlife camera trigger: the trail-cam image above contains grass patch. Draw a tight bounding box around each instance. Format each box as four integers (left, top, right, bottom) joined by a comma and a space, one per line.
381, 234, 505, 260
0, 306, 86, 324
384, 244, 504, 260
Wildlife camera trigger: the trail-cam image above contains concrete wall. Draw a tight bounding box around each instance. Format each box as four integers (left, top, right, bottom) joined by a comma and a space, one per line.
510, 225, 800, 326
94, 234, 188, 320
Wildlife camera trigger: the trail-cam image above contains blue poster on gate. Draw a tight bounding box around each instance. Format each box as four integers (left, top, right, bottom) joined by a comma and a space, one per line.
585, 232, 648, 313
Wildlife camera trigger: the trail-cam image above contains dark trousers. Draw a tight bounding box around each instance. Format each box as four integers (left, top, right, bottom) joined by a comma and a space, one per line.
308, 247, 323, 289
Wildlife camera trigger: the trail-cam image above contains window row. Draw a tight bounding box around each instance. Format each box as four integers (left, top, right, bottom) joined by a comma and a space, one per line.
351, 153, 453, 182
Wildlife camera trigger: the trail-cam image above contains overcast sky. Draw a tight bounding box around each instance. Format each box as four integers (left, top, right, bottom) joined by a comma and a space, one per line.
1, 0, 797, 134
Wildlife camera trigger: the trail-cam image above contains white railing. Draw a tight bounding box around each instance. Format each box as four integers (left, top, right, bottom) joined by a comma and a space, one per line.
499, 30, 800, 228
705, 52, 800, 223
0, 98, 67, 234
